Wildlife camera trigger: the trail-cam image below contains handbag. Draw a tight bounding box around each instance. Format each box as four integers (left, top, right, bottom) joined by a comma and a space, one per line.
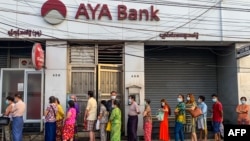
188, 106, 202, 118
0, 116, 10, 126
106, 121, 111, 131
156, 111, 164, 121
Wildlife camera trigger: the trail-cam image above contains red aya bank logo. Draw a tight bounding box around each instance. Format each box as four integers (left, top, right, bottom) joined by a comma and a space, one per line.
41, 0, 67, 25
41, 0, 160, 25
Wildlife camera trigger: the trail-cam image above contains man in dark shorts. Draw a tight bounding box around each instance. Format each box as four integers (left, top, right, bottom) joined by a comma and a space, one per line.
211, 94, 223, 141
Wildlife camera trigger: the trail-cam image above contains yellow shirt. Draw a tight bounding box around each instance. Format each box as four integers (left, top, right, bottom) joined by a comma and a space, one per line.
86, 97, 97, 120
56, 104, 64, 121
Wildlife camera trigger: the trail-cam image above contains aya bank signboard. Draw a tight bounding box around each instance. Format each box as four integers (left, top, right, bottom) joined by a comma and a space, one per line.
41, 0, 160, 25
0, 0, 224, 41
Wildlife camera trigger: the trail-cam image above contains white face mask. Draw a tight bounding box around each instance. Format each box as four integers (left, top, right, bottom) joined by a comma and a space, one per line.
198, 99, 201, 103
111, 96, 116, 100
161, 102, 165, 106
241, 100, 246, 104
187, 97, 190, 101
177, 98, 182, 102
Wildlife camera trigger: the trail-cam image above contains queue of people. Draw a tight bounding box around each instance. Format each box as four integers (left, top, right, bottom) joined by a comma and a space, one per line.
2, 91, 249, 141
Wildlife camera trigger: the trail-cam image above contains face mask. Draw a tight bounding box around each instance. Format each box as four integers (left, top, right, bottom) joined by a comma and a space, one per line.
187, 97, 190, 101
177, 98, 182, 102
241, 100, 246, 104
198, 99, 201, 103
111, 96, 116, 100
212, 98, 217, 103
5, 100, 9, 105
144, 102, 147, 106
161, 102, 165, 106
128, 99, 132, 104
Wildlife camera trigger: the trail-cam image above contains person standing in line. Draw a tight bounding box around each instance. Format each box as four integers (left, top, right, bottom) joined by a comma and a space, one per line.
159, 99, 171, 141
236, 96, 250, 125
98, 100, 109, 141
3, 96, 15, 141
70, 95, 80, 139
185, 93, 197, 141
110, 100, 121, 141
84, 91, 97, 141
197, 96, 208, 141
211, 94, 223, 141
62, 100, 77, 141
106, 91, 118, 140
11, 93, 26, 141
44, 96, 58, 141
174, 94, 186, 141
127, 95, 140, 141
55, 98, 65, 141
143, 99, 152, 141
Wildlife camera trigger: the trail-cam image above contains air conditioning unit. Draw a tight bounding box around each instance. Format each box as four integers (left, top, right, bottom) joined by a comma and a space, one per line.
19, 58, 33, 68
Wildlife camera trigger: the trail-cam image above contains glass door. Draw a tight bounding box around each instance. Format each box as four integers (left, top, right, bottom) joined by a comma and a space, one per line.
0, 69, 25, 114
0, 69, 43, 122
25, 71, 43, 122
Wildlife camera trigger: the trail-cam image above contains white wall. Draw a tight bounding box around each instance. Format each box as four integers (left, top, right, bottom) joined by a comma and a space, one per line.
236, 43, 250, 105
45, 41, 67, 111
0, 0, 224, 41
222, 0, 250, 41
124, 42, 145, 136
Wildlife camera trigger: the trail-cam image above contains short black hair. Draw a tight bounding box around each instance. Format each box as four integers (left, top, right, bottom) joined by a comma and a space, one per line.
55, 98, 60, 104
113, 100, 120, 107
129, 95, 136, 100
88, 91, 94, 97
145, 99, 151, 104
49, 96, 56, 104
6, 96, 14, 102
211, 94, 218, 98
14, 93, 22, 99
101, 100, 108, 109
240, 96, 247, 101
68, 100, 75, 108
101, 100, 107, 106
198, 96, 205, 101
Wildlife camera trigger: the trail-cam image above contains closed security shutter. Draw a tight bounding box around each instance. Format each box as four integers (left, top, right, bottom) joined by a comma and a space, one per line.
70, 46, 95, 64
145, 47, 217, 116
0, 48, 8, 68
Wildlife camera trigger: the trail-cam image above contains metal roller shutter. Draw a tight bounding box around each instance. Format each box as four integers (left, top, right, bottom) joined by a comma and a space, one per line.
0, 49, 8, 68
145, 47, 217, 117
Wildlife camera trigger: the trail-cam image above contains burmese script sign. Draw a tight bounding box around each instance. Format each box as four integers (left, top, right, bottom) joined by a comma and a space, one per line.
159, 32, 199, 39
8, 29, 42, 37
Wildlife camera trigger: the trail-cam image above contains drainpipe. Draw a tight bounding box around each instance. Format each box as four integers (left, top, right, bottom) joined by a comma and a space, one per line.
40, 47, 46, 133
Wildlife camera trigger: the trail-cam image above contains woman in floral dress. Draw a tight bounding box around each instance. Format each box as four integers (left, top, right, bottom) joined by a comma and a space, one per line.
62, 100, 76, 141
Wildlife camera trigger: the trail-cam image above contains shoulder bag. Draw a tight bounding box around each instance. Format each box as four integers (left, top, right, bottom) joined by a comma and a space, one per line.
188, 106, 202, 118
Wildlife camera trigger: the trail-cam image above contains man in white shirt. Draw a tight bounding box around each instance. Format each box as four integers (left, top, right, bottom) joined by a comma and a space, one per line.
84, 91, 97, 141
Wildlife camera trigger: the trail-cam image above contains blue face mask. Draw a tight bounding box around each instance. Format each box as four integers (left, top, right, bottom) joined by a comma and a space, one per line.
5, 100, 9, 105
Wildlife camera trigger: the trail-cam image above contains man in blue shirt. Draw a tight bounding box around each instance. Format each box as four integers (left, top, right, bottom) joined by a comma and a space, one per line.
197, 95, 208, 141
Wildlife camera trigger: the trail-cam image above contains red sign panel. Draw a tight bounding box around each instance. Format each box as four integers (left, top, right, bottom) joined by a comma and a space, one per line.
32, 43, 44, 70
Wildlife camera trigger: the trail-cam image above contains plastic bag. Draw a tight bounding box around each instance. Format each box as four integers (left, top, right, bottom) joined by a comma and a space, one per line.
96, 120, 100, 130
156, 111, 164, 121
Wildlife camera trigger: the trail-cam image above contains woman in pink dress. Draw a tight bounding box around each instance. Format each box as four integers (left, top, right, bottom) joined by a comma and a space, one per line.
62, 100, 76, 141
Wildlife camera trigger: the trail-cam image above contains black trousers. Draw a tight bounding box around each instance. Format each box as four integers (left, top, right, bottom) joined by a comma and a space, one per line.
127, 115, 138, 141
